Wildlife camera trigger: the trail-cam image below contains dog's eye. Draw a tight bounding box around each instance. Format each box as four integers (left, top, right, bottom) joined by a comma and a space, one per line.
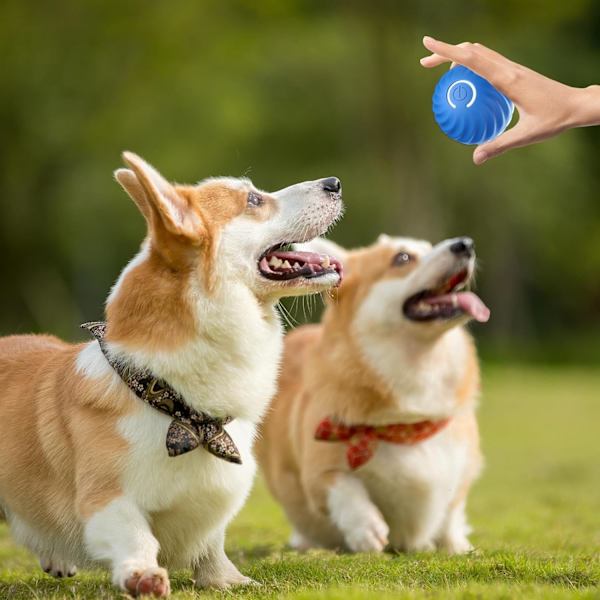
392, 252, 413, 266
247, 191, 263, 207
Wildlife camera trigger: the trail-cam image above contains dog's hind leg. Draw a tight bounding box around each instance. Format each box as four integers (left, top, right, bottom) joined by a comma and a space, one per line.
8, 511, 79, 576
194, 529, 254, 589
39, 556, 77, 578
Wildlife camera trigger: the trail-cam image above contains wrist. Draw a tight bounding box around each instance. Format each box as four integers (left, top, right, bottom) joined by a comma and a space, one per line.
570, 85, 600, 128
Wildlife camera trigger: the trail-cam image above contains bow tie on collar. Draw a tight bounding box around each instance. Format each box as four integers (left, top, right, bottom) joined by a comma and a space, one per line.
81, 322, 241, 464
315, 416, 450, 470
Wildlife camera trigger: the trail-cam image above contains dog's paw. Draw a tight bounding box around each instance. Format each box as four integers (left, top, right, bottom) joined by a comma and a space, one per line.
121, 566, 170, 597
289, 529, 314, 552
195, 569, 256, 589
438, 535, 474, 555
403, 538, 436, 553
40, 557, 77, 578
343, 509, 389, 553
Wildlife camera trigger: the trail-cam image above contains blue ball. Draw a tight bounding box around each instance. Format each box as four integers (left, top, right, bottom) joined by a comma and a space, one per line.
432, 66, 514, 145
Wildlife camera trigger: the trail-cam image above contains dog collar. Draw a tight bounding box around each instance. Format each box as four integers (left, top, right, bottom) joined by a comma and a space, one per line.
315, 417, 450, 470
81, 321, 241, 464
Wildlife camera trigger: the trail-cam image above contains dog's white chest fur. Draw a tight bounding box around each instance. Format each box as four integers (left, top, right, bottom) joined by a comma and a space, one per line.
325, 325, 477, 554
358, 429, 469, 550
117, 407, 257, 565
81, 287, 284, 568
112, 282, 285, 421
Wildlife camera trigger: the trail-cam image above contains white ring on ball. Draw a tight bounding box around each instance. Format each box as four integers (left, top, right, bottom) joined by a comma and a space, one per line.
447, 80, 477, 109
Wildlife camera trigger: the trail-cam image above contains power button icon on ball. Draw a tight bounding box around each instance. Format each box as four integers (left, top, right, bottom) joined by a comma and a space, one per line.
447, 80, 477, 108
453, 84, 468, 101
432, 66, 514, 145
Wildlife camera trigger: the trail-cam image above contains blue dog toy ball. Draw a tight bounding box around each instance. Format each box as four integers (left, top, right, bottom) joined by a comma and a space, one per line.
432, 65, 514, 145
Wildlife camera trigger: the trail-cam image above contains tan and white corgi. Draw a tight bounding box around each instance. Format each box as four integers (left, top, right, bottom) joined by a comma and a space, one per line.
0, 152, 343, 596
257, 234, 489, 555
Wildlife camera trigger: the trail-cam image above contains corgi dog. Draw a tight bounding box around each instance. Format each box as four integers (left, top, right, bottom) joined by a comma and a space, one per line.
0, 152, 343, 597
257, 234, 490, 555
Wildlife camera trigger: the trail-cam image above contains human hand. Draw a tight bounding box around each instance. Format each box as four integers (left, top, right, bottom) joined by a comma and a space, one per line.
420, 36, 599, 165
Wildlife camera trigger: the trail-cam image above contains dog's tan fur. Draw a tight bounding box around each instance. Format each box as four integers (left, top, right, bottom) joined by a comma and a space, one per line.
258, 236, 483, 553
0, 152, 343, 596
0, 336, 133, 524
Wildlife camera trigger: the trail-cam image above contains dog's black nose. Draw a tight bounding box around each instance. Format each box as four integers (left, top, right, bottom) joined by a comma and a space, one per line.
450, 237, 474, 257
321, 177, 341, 194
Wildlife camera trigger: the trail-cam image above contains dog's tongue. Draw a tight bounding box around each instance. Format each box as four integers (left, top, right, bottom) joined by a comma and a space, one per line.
457, 292, 490, 322
425, 291, 491, 323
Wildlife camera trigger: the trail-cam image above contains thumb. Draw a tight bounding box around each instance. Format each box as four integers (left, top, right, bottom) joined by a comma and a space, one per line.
473, 123, 528, 165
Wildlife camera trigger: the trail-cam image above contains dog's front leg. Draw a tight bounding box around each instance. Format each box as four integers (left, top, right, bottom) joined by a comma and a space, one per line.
194, 529, 253, 589
305, 470, 389, 552
83, 496, 170, 597
327, 473, 389, 552
436, 498, 474, 555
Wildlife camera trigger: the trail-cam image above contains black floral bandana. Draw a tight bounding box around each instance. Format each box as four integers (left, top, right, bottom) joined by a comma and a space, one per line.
81, 321, 241, 464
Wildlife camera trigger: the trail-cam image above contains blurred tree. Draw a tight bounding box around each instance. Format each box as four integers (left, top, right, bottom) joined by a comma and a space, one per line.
0, 0, 598, 360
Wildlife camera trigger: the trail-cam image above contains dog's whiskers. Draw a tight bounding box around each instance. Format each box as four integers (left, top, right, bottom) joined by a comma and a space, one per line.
277, 301, 298, 330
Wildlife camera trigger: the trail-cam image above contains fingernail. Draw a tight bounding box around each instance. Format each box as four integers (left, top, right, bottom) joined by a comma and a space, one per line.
473, 149, 487, 165
423, 36, 436, 44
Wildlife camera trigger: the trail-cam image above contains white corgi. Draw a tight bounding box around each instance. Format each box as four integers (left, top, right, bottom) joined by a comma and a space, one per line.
0, 152, 343, 596
257, 234, 489, 555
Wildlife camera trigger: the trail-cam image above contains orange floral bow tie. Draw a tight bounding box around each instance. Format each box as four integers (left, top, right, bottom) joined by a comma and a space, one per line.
314, 417, 451, 470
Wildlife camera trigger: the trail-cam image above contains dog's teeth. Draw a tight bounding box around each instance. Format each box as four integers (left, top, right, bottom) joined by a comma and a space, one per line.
321, 256, 331, 268
282, 260, 292, 269
293, 262, 301, 269
451, 294, 458, 308
269, 257, 279, 267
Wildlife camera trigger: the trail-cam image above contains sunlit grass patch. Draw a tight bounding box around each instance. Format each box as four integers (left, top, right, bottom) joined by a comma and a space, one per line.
0, 365, 598, 599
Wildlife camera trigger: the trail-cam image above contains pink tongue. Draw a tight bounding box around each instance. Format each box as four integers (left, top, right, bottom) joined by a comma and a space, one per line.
425, 291, 490, 323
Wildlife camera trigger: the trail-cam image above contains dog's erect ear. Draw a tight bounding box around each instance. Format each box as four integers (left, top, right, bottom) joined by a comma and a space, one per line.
294, 237, 348, 264
377, 233, 393, 245
114, 168, 153, 223
119, 151, 203, 240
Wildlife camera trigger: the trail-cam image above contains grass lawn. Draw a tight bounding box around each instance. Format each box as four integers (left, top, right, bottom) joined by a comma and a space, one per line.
0, 364, 598, 599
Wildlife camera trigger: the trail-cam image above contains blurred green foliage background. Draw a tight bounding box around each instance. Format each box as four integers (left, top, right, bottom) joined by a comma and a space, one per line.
1, 0, 599, 361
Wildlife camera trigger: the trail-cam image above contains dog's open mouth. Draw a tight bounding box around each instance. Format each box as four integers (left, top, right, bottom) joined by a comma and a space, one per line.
259, 243, 343, 285
403, 269, 490, 323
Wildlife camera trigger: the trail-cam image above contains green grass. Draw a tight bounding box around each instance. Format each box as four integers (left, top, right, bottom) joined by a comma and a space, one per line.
0, 365, 598, 599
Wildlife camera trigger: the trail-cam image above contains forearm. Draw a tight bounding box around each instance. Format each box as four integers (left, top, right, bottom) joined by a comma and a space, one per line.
570, 85, 600, 128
